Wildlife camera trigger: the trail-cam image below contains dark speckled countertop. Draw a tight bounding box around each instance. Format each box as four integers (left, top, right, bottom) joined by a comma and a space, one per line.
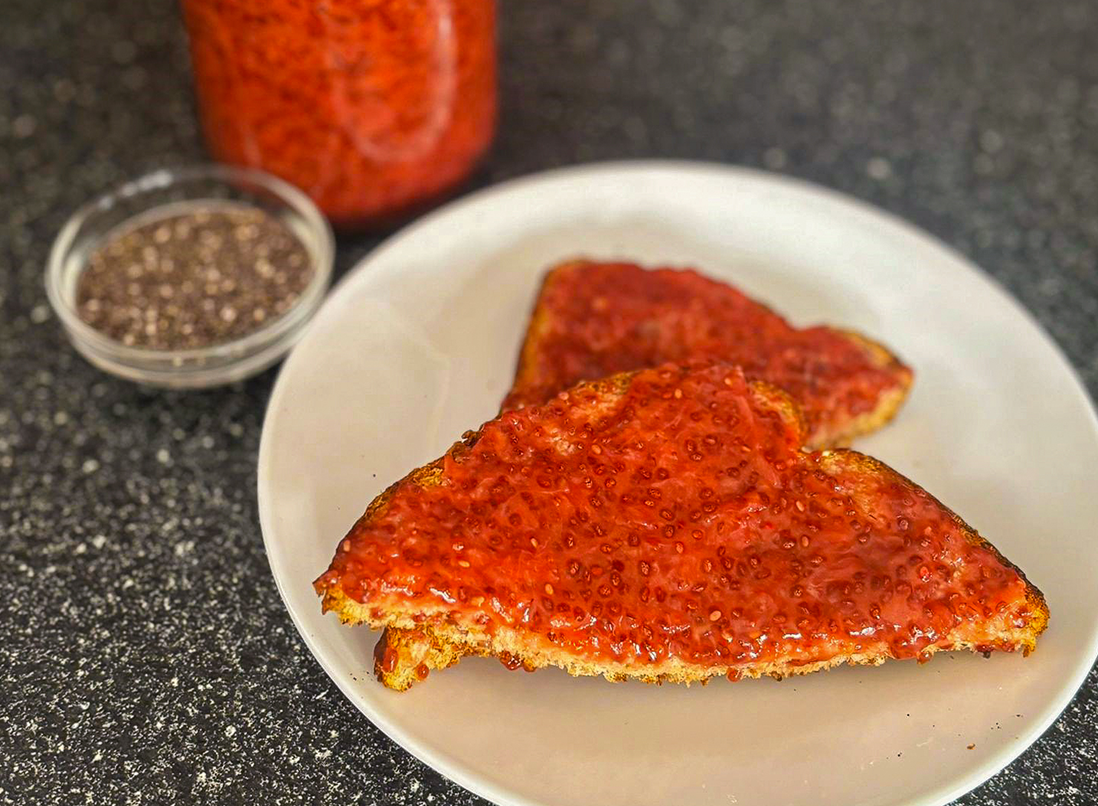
2, 1, 1096, 804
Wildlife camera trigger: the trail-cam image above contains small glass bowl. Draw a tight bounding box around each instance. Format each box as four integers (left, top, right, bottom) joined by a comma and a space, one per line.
46, 164, 334, 388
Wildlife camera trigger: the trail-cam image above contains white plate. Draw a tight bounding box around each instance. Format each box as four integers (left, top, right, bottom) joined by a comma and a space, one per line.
258, 162, 1098, 806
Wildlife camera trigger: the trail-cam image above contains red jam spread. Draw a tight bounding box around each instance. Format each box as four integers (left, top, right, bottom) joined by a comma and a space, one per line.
505, 261, 912, 446
180, 0, 496, 227
317, 364, 1038, 673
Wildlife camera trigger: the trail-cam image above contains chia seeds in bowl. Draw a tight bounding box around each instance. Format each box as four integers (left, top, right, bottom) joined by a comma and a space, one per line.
46, 165, 334, 389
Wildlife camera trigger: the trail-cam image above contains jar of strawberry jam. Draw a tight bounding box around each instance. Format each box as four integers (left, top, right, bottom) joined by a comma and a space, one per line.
180, 0, 497, 228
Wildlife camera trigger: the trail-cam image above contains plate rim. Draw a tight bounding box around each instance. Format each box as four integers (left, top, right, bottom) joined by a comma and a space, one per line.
257, 159, 1098, 806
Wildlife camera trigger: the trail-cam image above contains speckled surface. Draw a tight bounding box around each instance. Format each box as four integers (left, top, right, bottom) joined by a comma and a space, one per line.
2, 0, 1096, 804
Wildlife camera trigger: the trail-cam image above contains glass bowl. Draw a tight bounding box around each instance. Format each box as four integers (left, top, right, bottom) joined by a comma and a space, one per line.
45, 164, 334, 388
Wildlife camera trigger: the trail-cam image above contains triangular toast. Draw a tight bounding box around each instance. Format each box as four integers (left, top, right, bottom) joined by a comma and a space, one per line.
504, 260, 914, 448
315, 364, 1046, 691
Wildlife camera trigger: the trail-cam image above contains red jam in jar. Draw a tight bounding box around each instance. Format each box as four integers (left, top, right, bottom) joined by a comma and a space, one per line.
180, 0, 497, 227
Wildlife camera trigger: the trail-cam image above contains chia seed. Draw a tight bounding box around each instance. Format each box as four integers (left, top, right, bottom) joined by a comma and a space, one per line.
75, 202, 314, 350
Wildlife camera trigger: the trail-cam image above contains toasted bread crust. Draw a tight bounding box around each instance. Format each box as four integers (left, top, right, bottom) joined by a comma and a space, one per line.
372, 622, 471, 691
509, 263, 566, 404
820, 330, 914, 446
322, 583, 1044, 690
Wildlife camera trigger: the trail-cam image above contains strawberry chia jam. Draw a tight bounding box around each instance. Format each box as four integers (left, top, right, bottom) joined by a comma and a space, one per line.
317, 365, 1038, 673
180, 0, 497, 227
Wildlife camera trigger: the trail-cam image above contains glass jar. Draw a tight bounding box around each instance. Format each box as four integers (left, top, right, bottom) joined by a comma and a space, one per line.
180, 0, 497, 228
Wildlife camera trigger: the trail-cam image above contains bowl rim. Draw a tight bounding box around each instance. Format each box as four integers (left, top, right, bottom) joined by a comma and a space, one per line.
45, 163, 335, 373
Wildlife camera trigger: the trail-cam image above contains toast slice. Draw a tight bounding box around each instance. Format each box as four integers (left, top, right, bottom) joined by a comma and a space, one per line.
503, 260, 913, 448
315, 363, 1046, 691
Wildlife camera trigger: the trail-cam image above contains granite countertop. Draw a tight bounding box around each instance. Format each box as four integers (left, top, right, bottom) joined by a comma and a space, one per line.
2, 0, 1096, 803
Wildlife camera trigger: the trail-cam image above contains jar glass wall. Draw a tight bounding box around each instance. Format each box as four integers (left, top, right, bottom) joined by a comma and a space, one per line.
180, 0, 497, 228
